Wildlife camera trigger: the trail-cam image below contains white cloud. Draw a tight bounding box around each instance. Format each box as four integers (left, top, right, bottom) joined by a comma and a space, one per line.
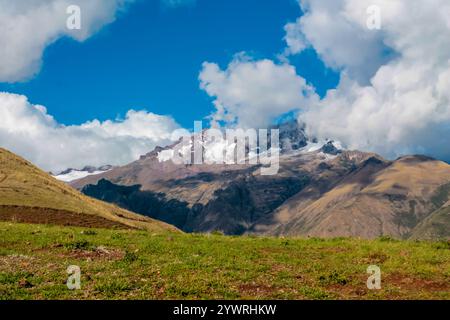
284, 0, 394, 84
0, 0, 133, 82
283, 21, 308, 56
0, 92, 181, 172
201, 0, 450, 161
199, 54, 317, 128
281, 0, 450, 161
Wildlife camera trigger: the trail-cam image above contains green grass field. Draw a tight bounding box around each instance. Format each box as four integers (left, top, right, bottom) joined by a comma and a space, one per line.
0, 222, 449, 300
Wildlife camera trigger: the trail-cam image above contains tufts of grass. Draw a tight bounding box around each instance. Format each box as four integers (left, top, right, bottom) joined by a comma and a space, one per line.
318, 271, 349, 286
95, 281, 133, 297
64, 240, 92, 251
0, 271, 34, 285
123, 251, 139, 264
80, 230, 97, 236
299, 286, 331, 300
0, 222, 449, 300
377, 236, 398, 242
432, 240, 450, 250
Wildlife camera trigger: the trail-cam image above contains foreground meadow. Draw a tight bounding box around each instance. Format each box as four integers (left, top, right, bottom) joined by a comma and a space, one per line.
0, 222, 448, 300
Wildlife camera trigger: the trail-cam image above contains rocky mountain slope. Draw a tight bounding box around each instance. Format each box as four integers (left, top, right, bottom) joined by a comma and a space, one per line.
253, 155, 450, 239
0, 148, 179, 233
71, 123, 450, 239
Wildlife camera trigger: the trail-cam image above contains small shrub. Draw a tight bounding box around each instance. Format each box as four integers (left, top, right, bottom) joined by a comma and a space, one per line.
64, 240, 91, 250
368, 252, 388, 263
318, 271, 348, 286
123, 251, 139, 263
111, 233, 123, 240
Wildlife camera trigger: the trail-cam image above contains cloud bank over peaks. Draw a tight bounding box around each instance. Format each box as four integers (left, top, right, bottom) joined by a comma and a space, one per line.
0, 92, 181, 172
283, 0, 450, 161
200, 0, 450, 162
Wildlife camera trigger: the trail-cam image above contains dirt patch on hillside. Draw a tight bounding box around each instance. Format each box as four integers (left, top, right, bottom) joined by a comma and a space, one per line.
0, 205, 132, 229
325, 272, 450, 299
385, 272, 450, 291
59, 247, 125, 261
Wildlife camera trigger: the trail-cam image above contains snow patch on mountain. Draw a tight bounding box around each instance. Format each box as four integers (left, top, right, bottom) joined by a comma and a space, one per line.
53, 166, 112, 182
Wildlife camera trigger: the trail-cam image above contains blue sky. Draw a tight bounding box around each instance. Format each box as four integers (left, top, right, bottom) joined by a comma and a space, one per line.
2, 0, 448, 171
0, 0, 338, 128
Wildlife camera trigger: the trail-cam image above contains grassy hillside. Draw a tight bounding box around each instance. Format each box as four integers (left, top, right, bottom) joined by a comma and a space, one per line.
1, 222, 449, 300
0, 148, 178, 233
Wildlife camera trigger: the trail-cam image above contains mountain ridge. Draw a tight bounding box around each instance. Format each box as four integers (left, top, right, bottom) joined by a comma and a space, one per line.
70, 121, 450, 239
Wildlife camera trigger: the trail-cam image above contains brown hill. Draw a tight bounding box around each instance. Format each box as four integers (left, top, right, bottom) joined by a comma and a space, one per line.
255, 155, 450, 239
0, 148, 179, 233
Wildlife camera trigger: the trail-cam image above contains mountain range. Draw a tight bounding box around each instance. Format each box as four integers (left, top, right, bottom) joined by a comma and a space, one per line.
66, 122, 450, 239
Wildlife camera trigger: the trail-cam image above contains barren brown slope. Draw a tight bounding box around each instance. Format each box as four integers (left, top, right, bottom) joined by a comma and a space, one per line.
410, 204, 450, 240
258, 155, 450, 239
0, 148, 179, 233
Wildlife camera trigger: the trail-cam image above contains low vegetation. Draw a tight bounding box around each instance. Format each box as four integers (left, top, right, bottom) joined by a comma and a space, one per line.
1, 222, 448, 300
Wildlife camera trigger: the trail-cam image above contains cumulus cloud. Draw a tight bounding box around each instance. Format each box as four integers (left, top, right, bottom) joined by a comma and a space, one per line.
0, 0, 133, 82
283, 0, 396, 84
200, 0, 450, 161
0, 92, 181, 172
279, 0, 450, 161
199, 54, 317, 128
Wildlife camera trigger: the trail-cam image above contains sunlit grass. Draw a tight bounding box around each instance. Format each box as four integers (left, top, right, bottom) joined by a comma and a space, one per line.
0, 222, 448, 300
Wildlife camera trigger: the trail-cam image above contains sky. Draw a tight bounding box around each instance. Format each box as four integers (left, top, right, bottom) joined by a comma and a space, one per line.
0, 0, 337, 128
0, 0, 449, 171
